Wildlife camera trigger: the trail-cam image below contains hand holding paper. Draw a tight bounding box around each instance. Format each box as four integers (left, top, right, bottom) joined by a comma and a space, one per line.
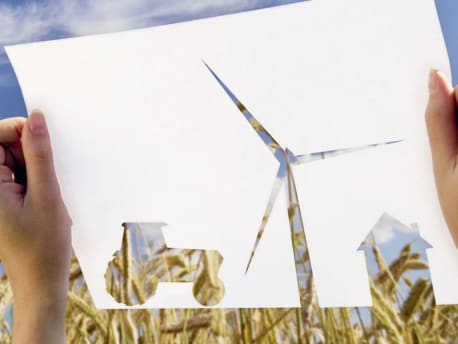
6, 0, 458, 308
426, 69, 458, 247
0, 111, 71, 343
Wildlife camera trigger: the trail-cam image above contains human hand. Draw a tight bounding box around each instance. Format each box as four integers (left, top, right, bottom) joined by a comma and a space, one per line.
0, 111, 71, 343
425, 69, 458, 248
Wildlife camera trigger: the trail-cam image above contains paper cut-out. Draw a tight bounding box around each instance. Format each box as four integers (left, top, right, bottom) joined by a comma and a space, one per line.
60, 219, 458, 343
356, 214, 440, 340
204, 63, 398, 267
105, 223, 224, 306
6, 0, 455, 307
359, 214, 433, 300
359, 214, 433, 252
205, 64, 399, 309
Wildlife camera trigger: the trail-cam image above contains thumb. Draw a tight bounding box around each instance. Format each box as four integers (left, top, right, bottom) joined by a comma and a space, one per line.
21, 110, 60, 204
425, 69, 458, 176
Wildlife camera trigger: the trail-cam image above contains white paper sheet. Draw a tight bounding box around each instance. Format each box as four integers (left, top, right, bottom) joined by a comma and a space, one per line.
6, 0, 455, 308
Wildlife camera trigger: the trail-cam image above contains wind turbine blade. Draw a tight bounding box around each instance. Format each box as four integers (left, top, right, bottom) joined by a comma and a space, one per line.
295, 140, 402, 165
202, 62, 287, 274
203, 61, 283, 161
244, 168, 284, 274
284, 148, 315, 309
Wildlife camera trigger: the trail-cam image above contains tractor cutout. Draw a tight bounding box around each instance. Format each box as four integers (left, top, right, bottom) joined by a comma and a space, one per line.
105, 223, 225, 306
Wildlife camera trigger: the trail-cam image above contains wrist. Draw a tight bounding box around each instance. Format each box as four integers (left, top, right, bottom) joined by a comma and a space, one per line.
12, 290, 67, 344
11, 273, 69, 312
5, 255, 70, 302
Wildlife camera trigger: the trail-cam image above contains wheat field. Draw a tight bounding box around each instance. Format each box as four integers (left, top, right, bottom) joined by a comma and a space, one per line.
0, 220, 457, 344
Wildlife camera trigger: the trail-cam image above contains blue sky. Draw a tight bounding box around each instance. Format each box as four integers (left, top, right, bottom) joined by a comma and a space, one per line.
436, 0, 458, 82
0, 0, 456, 118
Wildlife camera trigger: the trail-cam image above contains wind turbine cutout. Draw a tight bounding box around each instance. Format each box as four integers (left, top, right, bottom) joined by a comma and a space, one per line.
204, 62, 401, 307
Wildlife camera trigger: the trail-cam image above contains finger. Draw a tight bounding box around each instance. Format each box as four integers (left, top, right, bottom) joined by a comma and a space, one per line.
0, 165, 14, 183
0, 165, 24, 202
455, 84, 458, 106
0, 117, 26, 168
5, 140, 25, 168
21, 110, 60, 204
425, 69, 458, 175
0, 117, 25, 143
0, 182, 24, 198
4, 140, 26, 186
0, 145, 5, 165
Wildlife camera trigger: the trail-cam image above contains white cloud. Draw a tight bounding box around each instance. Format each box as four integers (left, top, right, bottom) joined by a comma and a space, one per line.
0, 2, 60, 45
366, 213, 415, 245
0, 0, 286, 45
0, 0, 298, 86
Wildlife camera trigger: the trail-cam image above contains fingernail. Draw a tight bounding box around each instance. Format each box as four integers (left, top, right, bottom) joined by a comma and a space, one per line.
28, 110, 47, 135
429, 69, 438, 93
